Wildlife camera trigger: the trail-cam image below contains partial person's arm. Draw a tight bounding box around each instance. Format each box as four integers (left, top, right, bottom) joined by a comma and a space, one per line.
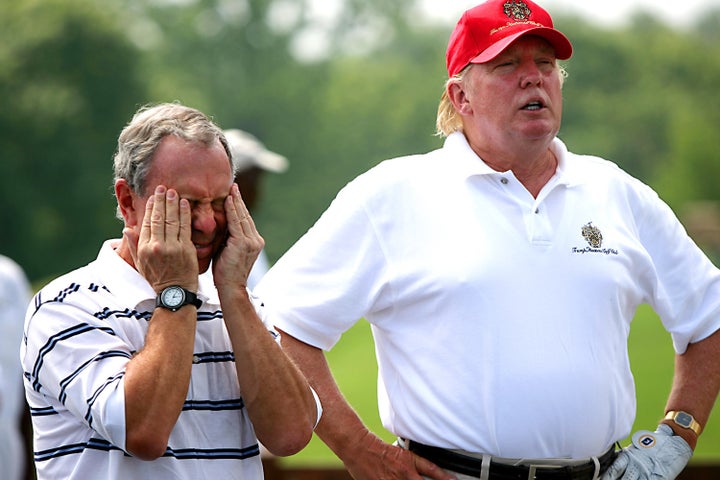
214, 184, 317, 456
123, 305, 197, 459
604, 329, 720, 480
120, 186, 201, 460
279, 331, 455, 480
661, 328, 720, 448
220, 289, 317, 455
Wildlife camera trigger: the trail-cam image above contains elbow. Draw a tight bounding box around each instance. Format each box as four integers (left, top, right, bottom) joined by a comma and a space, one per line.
126, 428, 170, 461
261, 387, 321, 456
263, 425, 314, 457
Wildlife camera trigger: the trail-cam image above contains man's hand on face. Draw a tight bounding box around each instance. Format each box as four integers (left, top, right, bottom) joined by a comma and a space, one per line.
212, 183, 264, 292
123, 185, 199, 293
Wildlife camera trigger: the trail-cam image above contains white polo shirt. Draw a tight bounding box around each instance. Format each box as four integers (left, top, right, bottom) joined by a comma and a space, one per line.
256, 132, 720, 459
21, 240, 271, 479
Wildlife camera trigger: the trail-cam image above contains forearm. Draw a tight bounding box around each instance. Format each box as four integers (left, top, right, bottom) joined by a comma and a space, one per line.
279, 330, 457, 480
278, 331, 378, 457
662, 328, 720, 449
221, 290, 317, 456
124, 306, 197, 459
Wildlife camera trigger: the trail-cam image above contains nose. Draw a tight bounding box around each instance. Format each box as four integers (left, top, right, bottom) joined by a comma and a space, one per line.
519, 62, 542, 88
191, 203, 218, 235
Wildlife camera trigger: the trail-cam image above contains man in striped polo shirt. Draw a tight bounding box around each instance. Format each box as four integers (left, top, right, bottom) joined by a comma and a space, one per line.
21, 103, 320, 479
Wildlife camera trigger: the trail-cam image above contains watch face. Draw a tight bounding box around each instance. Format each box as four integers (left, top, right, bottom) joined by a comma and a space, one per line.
162, 286, 185, 307
675, 412, 692, 427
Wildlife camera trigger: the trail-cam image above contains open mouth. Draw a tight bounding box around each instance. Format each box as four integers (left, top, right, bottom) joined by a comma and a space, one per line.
522, 101, 544, 111
194, 243, 214, 255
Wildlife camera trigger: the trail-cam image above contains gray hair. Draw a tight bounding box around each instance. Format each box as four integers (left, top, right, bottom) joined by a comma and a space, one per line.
113, 102, 231, 218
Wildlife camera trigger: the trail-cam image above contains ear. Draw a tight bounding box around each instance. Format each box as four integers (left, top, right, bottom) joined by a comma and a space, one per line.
447, 79, 473, 116
115, 179, 140, 227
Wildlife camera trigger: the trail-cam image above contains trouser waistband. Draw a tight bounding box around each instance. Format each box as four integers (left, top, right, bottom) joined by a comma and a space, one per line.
403, 439, 617, 480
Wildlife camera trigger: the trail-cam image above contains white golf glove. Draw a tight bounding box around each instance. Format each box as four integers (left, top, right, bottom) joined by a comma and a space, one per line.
603, 424, 692, 479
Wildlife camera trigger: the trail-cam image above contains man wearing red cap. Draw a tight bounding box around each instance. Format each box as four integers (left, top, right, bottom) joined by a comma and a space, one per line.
256, 1, 720, 479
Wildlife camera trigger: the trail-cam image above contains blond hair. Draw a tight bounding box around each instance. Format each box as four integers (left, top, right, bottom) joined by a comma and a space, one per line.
435, 71, 467, 138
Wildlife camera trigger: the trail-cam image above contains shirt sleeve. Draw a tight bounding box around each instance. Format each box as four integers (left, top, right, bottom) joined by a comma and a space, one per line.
22, 293, 132, 450
634, 181, 720, 353
256, 179, 389, 351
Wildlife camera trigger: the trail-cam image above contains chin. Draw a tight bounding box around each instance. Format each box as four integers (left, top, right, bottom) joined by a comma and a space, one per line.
523, 128, 557, 142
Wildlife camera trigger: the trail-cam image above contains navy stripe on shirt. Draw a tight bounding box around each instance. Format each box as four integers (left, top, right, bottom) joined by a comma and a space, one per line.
31, 323, 117, 392
35, 438, 122, 462
35, 438, 260, 462
165, 444, 260, 460
59, 350, 131, 403
29, 406, 58, 417
193, 351, 235, 363
84, 372, 125, 428
183, 398, 245, 411
198, 310, 223, 322
95, 307, 151, 321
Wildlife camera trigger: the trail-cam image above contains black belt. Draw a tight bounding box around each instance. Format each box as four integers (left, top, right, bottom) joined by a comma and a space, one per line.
406, 440, 617, 480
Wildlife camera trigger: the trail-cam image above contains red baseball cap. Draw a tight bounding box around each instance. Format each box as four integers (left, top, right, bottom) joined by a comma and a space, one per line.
446, 0, 573, 77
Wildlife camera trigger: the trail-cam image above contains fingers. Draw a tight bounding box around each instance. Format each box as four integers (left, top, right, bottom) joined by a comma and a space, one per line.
227, 184, 260, 237
138, 192, 155, 247
164, 188, 180, 241
223, 184, 241, 234
141, 185, 187, 243
412, 452, 458, 480
602, 451, 628, 480
213, 184, 264, 289
149, 185, 167, 241
133, 185, 198, 290
178, 196, 191, 243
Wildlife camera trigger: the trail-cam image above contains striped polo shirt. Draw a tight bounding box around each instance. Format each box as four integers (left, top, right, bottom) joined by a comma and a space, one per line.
21, 239, 271, 479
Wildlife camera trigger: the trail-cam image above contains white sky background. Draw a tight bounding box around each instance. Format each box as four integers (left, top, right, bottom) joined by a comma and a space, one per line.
290, 0, 719, 61
418, 0, 720, 28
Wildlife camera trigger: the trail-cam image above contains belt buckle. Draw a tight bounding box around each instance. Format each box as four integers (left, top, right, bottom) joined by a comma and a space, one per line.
527, 463, 563, 480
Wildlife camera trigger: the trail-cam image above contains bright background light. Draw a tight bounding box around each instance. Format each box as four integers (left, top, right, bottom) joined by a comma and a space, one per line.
418, 0, 720, 27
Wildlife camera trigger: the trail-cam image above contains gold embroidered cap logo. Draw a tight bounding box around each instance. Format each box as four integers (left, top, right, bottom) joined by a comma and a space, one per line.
582, 222, 603, 248
503, 1, 532, 21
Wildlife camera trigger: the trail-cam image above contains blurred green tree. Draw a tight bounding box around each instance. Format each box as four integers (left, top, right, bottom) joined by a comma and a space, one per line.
3, 0, 720, 283
0, 0, 146, 282
126, 0, 450, 261
558, 11, 720, 200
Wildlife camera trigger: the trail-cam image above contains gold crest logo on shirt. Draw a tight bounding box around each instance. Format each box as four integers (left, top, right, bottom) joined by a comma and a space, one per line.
572, 222, 616, 256
504, 1, 531, 21
581, 222, 603, 248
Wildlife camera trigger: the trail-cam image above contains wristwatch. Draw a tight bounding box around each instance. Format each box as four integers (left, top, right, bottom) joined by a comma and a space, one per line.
156, 286, 202, 312
665, 410, 702, 435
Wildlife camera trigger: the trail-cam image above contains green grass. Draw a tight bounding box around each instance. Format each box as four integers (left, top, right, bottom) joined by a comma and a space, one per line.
280, 306, 719, 467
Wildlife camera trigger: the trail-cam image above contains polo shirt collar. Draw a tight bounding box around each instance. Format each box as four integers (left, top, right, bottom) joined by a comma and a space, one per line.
443, 132, 498, 179
95, 239, 219, 310
443, 132, 585, 190
548, 136, 584, 188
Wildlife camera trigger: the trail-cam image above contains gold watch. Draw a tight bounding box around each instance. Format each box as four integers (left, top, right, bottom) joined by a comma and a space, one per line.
665, 410, 702, 435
